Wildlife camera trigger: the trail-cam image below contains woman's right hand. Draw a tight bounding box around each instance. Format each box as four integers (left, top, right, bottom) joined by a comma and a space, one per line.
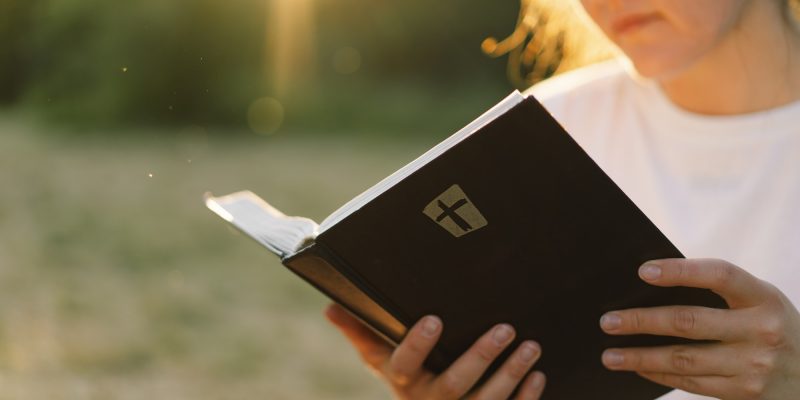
325, 304, 546, 399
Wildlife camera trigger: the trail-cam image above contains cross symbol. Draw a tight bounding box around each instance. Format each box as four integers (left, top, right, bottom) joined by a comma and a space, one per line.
435, 198, 473, 232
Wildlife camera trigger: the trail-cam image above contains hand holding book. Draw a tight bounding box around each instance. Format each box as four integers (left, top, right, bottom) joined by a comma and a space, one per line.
206, 92, 727, 399
327, 257, 800, 399
325, 303, 546, 399
597, 258, 800, 400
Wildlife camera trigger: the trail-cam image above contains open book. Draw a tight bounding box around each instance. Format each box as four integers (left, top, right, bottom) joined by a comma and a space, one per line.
206, 92, 526, 257
205, 91, 725, 399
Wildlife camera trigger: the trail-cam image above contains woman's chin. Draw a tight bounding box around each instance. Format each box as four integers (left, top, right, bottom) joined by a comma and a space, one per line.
624, 56, 694, 82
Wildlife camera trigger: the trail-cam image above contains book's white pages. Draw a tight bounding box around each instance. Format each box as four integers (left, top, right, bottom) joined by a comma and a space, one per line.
205, 90, 525, 255
318, 90, 525, 232
205, 191, 318, 258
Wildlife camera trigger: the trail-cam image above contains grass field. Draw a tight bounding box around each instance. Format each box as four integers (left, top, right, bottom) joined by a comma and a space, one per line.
0, 115, 439, 399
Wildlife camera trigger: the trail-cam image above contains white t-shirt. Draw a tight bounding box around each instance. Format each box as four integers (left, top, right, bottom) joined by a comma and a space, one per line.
526, 59, 800, 400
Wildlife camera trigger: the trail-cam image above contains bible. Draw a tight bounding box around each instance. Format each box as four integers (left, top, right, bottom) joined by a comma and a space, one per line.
205, 91, 725, 399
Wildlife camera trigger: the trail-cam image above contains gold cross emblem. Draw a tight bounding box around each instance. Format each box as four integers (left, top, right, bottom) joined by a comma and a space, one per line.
423, 184, 488, 237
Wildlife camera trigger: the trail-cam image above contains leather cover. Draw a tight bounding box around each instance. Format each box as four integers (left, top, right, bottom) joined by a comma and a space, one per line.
283, 96, 726, 399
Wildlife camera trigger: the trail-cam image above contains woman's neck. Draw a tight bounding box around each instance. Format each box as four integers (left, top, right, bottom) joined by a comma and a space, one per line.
659, 3, 800, 115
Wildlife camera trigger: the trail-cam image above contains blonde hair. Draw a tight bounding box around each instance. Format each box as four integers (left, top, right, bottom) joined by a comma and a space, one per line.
483, 0, 800, 88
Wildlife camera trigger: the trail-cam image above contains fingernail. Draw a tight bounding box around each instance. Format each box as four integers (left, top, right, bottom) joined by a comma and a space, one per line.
600, 313, 622, 330
602, 350, 624, 366
422, 316, 440, 337
640, 264, 662, 281
493, 324, 513, 345
518, 342, 539, 362
531, 371, 545, 388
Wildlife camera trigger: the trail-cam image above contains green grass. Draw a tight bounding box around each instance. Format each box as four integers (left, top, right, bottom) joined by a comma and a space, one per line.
0, 114, 441, 399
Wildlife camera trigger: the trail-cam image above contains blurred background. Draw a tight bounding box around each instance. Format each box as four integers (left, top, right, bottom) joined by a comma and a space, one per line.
0, 0, 568, 398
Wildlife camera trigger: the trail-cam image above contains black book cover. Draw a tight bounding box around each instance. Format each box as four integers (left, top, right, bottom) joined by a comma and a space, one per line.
208, 94, 727, 399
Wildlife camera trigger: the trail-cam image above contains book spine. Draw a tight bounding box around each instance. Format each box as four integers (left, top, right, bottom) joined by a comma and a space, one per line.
294, 242, 452, 373
282, 243, 408, 345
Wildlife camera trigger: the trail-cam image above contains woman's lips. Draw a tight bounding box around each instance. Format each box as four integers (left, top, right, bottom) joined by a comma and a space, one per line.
611, 13, 662, 36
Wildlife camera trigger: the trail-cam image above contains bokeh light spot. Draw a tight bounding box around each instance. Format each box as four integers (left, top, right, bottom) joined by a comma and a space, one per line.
247, 97, 285, 136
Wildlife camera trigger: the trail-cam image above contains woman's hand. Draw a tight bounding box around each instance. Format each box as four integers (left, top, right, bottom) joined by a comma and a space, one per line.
600, 258, 800, 399
325, 304, 546, 399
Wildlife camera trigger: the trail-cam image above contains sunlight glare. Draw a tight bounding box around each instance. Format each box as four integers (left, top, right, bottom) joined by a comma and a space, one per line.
269, 0, 316, 95
205, 195, 235, 223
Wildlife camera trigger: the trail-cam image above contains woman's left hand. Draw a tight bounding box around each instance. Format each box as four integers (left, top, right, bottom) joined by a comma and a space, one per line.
600, 258, 800, 400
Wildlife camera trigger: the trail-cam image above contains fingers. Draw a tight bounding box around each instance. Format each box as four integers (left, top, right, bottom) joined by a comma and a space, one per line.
386, 315, 442, 386
602, 343, 740, 376
515, 371, 546, 400
324, 304, 393, 371
432, 324, 516, 398
639, 259, 771, 308
470, 341, 542, 400
600, 305, 749, 341
329, 308, 545, 399
637, 371, 733, 399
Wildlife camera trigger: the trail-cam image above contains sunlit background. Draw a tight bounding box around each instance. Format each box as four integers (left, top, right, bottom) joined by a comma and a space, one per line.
0, 0, 570, 398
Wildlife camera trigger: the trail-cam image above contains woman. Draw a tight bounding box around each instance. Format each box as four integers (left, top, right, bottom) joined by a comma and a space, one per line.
325, 1, 800, 398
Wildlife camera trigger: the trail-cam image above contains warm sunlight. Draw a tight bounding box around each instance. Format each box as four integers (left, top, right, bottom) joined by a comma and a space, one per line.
269, 0, 316, 96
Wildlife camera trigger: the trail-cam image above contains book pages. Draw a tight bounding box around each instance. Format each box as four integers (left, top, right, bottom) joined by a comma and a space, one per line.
205, 191, 319, 257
